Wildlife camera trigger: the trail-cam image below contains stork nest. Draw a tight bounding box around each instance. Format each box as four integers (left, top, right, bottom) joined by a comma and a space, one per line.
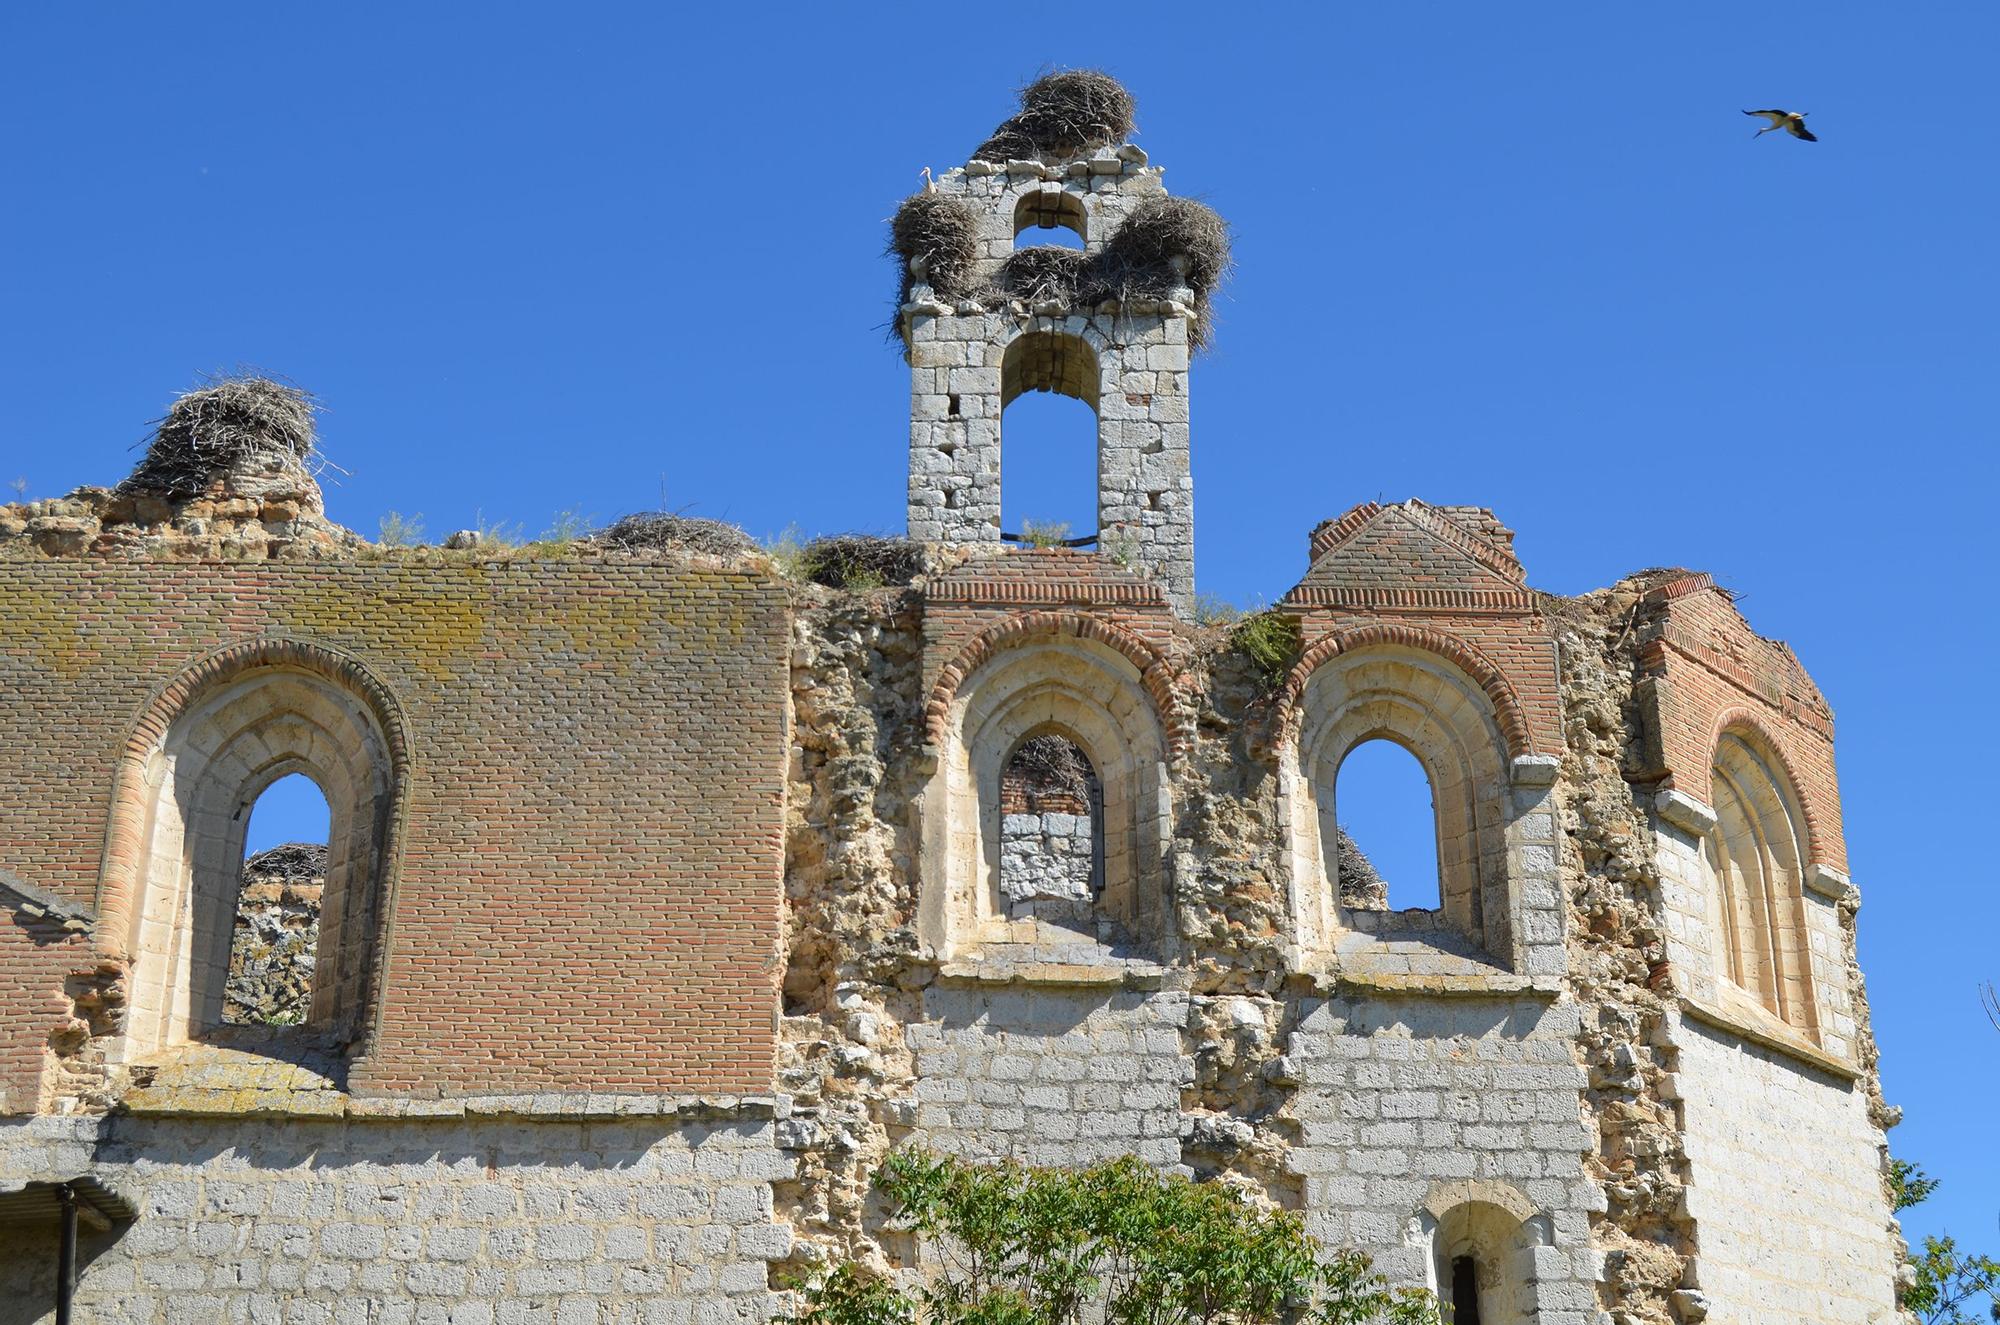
1332, 826, 1388, 910
995, 246, 1100, 307
1100, 196, 1233, 348
974, 72, 1136, 164
890, 193, 981, 309
594, 512, 757, 557
122, 377, 319, 498
244, 842, 330, 882
799, 533, 925, 590
1006, 735, 1096, 810
890, 192, 1231, 350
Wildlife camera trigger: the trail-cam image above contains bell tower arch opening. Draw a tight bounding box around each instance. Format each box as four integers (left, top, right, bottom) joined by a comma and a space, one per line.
893, 73, 1224, 614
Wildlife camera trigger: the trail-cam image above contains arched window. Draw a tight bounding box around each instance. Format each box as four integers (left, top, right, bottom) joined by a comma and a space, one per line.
1013, 189, 1088, 249
1001, 330, 1101, 540
1706, 729, 1815, 1031
1427, 1200, 1535, 1325
225, 774, 330, 1028
1289, 646, 1512, 958
107, 655, 399, 1060
997, 734, 1103, 936
919, 630, 1169, 960
1331, 739, 1441, 911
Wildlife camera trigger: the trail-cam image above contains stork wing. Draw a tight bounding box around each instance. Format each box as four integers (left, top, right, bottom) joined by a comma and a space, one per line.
1787, 121, 1818, 141
1745, 109, 1789, 123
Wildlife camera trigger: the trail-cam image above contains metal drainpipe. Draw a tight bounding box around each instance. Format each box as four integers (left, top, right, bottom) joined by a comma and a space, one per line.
57, 1182, 77, 1325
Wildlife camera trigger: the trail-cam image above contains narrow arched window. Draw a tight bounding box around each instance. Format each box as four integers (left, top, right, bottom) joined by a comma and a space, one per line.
1332, 739, 1441, 911
997, 735, 1104, 936
1706, 730, 1815, 1030
224, 774, 330, 1028
1001, 330, 1100, 541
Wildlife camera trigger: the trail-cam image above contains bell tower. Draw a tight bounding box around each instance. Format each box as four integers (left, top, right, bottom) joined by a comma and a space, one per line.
892, 73, 1227, 614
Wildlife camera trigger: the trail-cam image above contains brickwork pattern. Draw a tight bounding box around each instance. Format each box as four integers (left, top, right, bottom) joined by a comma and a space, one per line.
0, 561, 788, 1102
1635, 576, 1847, 873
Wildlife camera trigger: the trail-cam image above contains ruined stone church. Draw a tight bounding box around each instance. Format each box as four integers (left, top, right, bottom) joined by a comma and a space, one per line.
0, 74, 1902, 1325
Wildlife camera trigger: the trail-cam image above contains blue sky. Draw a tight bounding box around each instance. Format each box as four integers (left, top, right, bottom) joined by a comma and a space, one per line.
4, 3, 1995, 1248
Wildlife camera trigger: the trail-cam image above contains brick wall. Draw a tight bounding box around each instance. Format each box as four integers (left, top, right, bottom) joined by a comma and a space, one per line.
0, 903, 85, 1112
1636, 576, 1848, 873
0, 559, 788, 1100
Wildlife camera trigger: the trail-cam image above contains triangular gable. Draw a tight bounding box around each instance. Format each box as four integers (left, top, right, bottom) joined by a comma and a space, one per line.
1286, 501, 1533, 612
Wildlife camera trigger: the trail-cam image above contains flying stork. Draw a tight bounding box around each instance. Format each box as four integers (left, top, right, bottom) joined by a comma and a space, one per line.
1744, 109, 1817, 142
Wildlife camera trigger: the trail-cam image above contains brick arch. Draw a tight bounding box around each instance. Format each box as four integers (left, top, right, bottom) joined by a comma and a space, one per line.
1704, 706, 1826, 869
924, 612, 1182, 754
1276, 624, 1533, 759
93, 636, 412, 1053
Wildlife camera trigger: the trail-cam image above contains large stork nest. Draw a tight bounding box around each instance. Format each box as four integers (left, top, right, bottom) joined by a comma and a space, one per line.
974, 72, 1136, 164
995, 247, 1101, 308
593, 511, 757, 557
889, 193, 1231, 350
122, 377, 319, 498
799, 533, 926, 590
890, 192, 981, 308
244, 842, 330, 882
1100, 196, 1233, 348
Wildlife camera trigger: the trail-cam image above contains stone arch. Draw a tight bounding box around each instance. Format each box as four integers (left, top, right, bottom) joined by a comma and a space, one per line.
95, 638, 409, 1060
1011, 188, 1089, 246
1417, 1184, 1545, 1325
918, 627, 1172, 959
925, 612, 1181, 754
1277, 625, 1533, 760
1705, 721, 1818, 1034
1700, 705, 1825, 866
1279, 633, 1552, 968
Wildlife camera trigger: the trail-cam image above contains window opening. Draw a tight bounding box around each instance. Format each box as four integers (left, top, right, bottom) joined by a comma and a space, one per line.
225, 773, 328, 1028
1012, 190, 1087, 248
1001, 331, 1100, 540
1450, 1256, 1484, 1325
1706, 730, 1811, 1027
997, 734, 1103, 937
1333, 739, 1442, 911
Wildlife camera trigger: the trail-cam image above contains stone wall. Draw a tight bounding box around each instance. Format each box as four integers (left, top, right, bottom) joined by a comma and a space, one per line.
0, 484, 1901, 1324
910, 985, 1186, 1169
1286, 995, 1600, 1317
0, 1111, 793, 1325
223, 844, 327, 1028
1673, 1015, 1900, 1324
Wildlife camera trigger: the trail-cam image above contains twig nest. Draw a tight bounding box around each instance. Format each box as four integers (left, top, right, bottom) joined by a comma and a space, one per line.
891, 193, 981, 309
123, 377, 320, 500
594, 512, 757, 557
973, 71, 1136, 164
799, 534, 926, 589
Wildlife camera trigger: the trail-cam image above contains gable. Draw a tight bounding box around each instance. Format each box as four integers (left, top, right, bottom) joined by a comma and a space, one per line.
1286, 502, 1533, 611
